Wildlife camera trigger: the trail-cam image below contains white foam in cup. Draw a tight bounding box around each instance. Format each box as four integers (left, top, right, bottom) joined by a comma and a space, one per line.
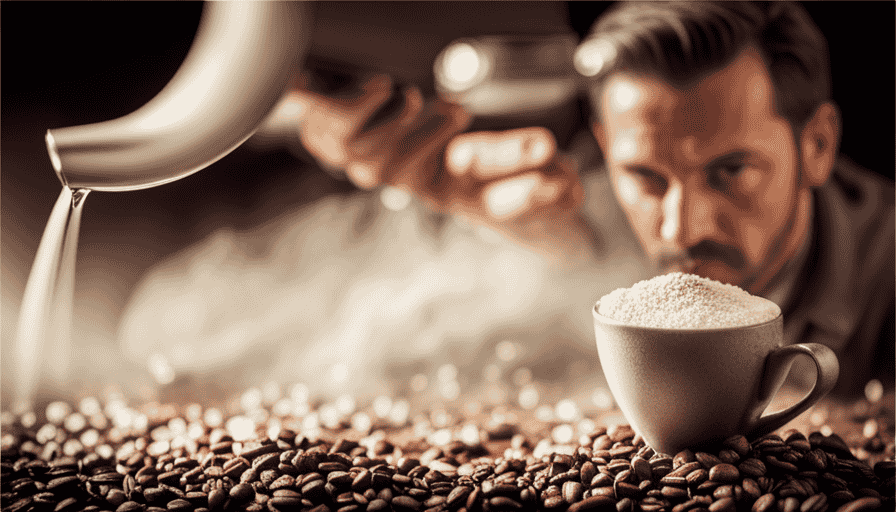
592, 273, 839, 455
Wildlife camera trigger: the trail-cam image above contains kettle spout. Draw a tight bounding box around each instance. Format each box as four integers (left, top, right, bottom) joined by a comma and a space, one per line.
46, 2, 310, 192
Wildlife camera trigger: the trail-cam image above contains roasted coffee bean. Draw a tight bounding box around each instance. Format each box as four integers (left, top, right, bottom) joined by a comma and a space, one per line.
829, 489, 856, 502
366, 498, 389, 511
821, 471, 850, 491
239, 444, 278, 462
660, 475, 688, 487
609, 445, 637, 459
631, 456, 652, 482
718, 450, 740, 465
543, 495, 565, 509
90, 472, 125, 484
229, 483, 254, 503
755, 435, 785, 447
392, 474, 412, 486
752, 493, 776, 512
722, 436, 751, 458
488, 496, 522, 509
695, 452, 722, 469
613, 470, 632, 484
712, 484, 734, 500
444, 485, 471, 508
802, 450, 828, 473
579, 461, 596, 486
336, 491, 356, 505
686, 468, 708, 486
255, 468, 276, 488
238, 467, 258, 484
708, 496, 736, 512
591, 472, 614, 488
391, 495, 422, 511
765, 455, 798, 474
208, 442, 232, 455
607, 459, 631, 473
141, 487, 167, 504
166, 499, 192, 512
375, 486, 394, 505
708, 463, 739, 483
320, 462, 349, 473
562, 480, 584, 504
407, 488, 429, 501
835, 497, 882, 512
694, 480, 721, 494
667, 462, 702, 479
674, 450, 696, 468
490, 483, 520, 498
616, 497, 634, 512
206, 488, 226, 511
115, 501, 141, 512
607, 425, 635, 443
799, 493, 827, 512
741, 478, 761, 501
567, 495, 616, 511
809, 433, 852, 459
157, 470, 186, 487
250, 454, 279, 474
328, 471, 353, 487
54, 497, 79, 512
267, 474, 294, 491
613, 481, 640, 499
737, 458, 767, 479
661, 486, 688, 500
781, 496, 800, 512
47, 475, 80, 491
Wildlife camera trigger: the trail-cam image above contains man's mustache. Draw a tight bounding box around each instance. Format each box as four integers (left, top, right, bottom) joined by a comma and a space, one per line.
656, 240, 745, 273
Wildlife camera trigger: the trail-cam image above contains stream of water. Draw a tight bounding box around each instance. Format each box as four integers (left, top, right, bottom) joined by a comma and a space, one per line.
13, 186, 90, 412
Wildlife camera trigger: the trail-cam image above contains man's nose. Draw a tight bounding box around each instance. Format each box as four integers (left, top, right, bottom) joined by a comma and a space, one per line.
659, 183, 715, 247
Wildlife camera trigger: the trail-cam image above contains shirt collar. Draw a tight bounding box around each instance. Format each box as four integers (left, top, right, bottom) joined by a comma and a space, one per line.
787, 168, 864, 339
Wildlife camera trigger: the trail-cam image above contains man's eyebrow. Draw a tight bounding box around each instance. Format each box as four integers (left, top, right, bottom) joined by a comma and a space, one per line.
704, 150, 751, 168
620, 163, 661, 175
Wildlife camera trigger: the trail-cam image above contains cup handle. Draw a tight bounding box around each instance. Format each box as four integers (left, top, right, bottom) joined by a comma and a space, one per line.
747, 343, 839, 438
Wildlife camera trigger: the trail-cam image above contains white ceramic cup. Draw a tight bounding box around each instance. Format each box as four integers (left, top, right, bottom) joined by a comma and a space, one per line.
593, 302, 839, 455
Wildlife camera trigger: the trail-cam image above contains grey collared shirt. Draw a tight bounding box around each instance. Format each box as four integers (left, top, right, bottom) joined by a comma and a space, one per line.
776, 156, 895, 395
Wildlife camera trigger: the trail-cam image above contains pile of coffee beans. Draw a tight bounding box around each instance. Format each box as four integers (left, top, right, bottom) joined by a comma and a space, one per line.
2, 398, 892, 512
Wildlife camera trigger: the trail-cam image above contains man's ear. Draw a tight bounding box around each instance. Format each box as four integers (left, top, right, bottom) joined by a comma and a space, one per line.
799, 102, 840, 188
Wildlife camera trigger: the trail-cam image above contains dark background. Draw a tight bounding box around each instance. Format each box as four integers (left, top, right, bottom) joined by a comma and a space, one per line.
3, 1, 894, 350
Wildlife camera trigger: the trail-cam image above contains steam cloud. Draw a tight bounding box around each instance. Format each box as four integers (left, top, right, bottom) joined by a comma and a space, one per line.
118, 172, 647, 404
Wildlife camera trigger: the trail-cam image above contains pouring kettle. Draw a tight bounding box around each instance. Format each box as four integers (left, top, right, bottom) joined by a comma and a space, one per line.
45, 2, 311, 192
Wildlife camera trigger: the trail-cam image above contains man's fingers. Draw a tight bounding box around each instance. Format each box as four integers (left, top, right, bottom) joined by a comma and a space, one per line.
380, 100, 473, 190
480, 155, 581, 220
445, 127, 557, 179
345, 91, 457, 191
297, 74, 394, 167
302, 73, 394, 125
347, 86, 424, 161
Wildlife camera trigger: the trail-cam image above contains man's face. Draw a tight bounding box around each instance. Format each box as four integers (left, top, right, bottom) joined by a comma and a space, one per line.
593, 47, 811, 293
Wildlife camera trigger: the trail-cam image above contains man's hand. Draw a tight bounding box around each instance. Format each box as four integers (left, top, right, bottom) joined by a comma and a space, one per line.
293, 73, 595, 260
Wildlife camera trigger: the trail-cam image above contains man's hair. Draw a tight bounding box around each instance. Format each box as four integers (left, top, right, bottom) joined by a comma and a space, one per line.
581, 2, 832, 134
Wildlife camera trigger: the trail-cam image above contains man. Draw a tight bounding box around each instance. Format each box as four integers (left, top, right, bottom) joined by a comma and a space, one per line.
291, 1, 894, 395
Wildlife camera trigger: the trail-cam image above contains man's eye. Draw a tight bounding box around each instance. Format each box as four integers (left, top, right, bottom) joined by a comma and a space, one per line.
629, 167, 666, 194
710, 164, 747, 190
719, 164, 745, 177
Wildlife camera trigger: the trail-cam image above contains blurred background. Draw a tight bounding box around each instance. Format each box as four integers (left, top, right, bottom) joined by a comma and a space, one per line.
3, 2, 894, 413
